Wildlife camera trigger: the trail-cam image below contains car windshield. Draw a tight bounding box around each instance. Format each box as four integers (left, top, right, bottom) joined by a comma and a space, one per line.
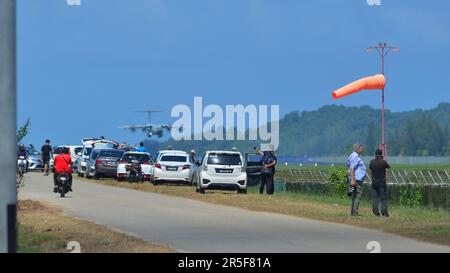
99, 150, 124, 158
53, 147, 66, 155
160, 155, 187, 162
122, 154, 151, 163
83, 147, 92, 156
93, 141, 118, 149
25, 147, 40, 155
207, 153, 242, 165
246, 154, 262, 167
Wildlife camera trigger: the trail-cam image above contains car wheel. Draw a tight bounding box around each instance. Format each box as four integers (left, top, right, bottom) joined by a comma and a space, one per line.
152, 180, 158, 186
79, 172, 84, 178
199, 188, 205, 194
238, 189, 247, 194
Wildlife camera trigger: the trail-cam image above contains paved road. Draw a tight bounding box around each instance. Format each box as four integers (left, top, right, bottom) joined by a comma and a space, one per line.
20, 173, 450, 253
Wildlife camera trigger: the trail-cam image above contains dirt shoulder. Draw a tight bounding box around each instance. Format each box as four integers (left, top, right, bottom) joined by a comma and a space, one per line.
18, 199, 175, 253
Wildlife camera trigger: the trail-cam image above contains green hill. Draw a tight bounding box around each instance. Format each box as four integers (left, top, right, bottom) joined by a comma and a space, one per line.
152, 102, 450, 157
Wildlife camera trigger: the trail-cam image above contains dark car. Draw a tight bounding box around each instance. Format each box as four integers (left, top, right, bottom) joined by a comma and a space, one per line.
85, 148, 124, 179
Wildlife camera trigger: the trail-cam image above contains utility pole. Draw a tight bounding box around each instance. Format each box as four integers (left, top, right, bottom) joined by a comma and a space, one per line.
366, 42, 399, 158
0, 0, 17, 253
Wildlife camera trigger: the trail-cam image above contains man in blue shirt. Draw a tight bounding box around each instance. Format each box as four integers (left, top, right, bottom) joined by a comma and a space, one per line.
136, 141, 146, 152
347, 144, 366, 216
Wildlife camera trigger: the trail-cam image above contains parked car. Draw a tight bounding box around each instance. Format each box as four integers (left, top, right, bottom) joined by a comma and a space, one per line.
193, 151, 247, 194
76, 138, 119, 177
25, 146, 43, 171
117, 151, 153, 182
152, 150, 197, 185
50, 145, 83, 171
85, 148, 124, 179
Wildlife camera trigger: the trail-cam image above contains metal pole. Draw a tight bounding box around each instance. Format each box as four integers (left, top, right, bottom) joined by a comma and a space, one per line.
0, 0, 17, 253
381, 46, 386, 158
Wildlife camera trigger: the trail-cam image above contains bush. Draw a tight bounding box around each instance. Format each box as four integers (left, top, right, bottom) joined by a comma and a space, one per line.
328, 168, 348, 199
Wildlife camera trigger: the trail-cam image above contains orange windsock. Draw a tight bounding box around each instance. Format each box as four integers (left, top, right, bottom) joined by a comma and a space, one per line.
332, 74, 386, 100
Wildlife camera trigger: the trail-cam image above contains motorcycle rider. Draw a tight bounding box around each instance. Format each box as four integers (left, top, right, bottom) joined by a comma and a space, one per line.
17, 143, 29, 173
53, 147, 73, 193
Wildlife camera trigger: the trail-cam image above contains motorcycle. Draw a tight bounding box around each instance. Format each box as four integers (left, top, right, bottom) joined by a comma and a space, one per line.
56, 172, 70, 198
17, 156, 27, 176
125, 160, 144, 183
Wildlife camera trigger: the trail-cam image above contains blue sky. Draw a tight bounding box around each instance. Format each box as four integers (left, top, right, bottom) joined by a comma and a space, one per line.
17, 0, 450, 147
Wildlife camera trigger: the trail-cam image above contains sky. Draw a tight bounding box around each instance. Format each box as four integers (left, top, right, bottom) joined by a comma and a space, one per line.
16, 0, 450, 147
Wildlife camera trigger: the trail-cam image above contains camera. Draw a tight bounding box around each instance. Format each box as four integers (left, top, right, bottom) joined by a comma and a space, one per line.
347, 185, 355, 197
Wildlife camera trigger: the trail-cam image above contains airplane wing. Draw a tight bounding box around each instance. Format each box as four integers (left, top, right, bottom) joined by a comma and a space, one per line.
118, 124, 153, 132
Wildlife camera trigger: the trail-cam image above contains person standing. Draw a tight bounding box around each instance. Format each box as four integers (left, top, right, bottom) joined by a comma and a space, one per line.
369, 149, 390, 217
41, 139, 52, 176
189, 149, 197, 163
136, 141, 146, 152
256, 145, 277, 195
347, 144, 367, 216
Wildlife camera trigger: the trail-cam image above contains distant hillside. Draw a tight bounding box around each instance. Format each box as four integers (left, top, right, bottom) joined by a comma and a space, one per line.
150, 102, 450, 157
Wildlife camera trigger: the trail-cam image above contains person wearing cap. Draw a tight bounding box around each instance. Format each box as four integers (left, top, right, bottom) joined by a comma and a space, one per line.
369, 149, 391, 217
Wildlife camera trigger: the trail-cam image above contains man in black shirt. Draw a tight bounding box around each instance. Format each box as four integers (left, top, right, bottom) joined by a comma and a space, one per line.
41, 139, 52, 176
369, 149, 391, 217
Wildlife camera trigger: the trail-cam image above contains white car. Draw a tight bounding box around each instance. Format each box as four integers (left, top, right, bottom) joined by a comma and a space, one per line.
152, 150, 196, 185
50, 145, 83, 170
194, 151, 247, 194
117, 151, 153, 181
76, 138, 119, 177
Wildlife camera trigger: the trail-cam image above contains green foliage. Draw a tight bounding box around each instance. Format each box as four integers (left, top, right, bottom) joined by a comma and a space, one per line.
399, 185, 424, 208
328, 168, 348, 199
17, 118, 31, 143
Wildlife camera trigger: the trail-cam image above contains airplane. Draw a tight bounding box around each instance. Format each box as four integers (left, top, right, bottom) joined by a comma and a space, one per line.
118, 110, 180, 138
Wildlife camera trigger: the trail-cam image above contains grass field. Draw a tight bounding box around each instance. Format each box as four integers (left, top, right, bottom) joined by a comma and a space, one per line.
79, 177, 450, 246
17, 200, 174, 253
276, 164, 450, 171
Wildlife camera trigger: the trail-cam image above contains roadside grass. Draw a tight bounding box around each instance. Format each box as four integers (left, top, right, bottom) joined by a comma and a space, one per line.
79, 177, 450, 246
17, 200, 175, 253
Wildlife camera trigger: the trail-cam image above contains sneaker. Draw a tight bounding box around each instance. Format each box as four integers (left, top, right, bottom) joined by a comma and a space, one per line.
382, 212, 389, 217
351, 211, 360, 216
373, 210, 381, 216
53, 187, 58, 193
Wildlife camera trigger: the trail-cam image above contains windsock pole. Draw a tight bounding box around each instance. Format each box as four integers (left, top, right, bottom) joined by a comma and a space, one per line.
366, 42, 400, 158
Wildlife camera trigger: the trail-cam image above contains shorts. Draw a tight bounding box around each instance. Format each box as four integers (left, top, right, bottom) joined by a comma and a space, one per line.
42, 157, 50, 165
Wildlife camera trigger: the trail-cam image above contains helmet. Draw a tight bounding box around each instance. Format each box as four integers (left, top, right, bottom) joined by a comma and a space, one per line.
18, 143, 25, 149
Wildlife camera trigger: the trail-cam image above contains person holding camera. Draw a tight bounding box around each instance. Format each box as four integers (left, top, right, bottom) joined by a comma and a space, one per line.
347, 144, 367, 216
256, 145, 277, 195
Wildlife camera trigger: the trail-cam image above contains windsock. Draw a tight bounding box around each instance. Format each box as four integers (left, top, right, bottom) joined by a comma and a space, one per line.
332, 74, 386, 99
